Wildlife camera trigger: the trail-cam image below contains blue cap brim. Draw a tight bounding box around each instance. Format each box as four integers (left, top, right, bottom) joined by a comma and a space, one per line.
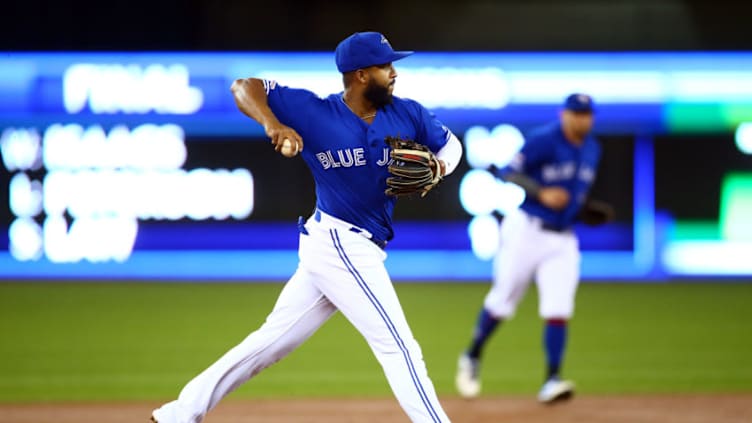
390, 51, 414, 62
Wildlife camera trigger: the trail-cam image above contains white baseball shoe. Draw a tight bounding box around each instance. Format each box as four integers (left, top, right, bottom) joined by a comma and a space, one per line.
537, 377, 575, 404
455, 354, 481, 398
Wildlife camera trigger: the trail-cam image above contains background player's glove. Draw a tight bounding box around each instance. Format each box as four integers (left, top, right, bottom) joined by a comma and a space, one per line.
578, 198, 615, 226
384, 136, 442, 197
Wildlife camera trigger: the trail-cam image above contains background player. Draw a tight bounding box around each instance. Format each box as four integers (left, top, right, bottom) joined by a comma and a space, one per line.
151, 31, 463, 423
455, 93, 607, 403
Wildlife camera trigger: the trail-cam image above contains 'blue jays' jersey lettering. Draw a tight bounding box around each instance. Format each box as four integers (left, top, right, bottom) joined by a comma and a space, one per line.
315, 147, 373, 169
504, 121, 601, 229
263, 80, 452, 241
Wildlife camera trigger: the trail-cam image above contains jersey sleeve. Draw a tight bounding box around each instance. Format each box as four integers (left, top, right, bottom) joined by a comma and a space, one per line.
412, 100, 454, 152
262, 79, 321, 133
583, 137, 603, 186
592, 138, 603, 170
503, 132, 547, 176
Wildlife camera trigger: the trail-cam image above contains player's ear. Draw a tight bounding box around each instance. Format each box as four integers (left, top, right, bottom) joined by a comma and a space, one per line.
355, 69, 368, 84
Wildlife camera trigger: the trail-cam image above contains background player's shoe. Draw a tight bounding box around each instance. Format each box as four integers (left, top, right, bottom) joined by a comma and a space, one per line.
537, 377, 575, 404
455, 354, 481, 398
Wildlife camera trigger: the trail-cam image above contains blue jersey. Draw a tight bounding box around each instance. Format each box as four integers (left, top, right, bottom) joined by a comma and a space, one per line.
263, 80, 452, 241
502, 121, 601, 229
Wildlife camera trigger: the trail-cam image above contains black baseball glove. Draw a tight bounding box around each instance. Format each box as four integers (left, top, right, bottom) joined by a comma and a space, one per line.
384, 136, 442, 197
578, 198, 615, 226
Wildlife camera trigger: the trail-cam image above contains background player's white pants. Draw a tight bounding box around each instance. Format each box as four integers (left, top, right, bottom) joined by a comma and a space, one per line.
484, 208, 581, 319
152, 211, 449, 423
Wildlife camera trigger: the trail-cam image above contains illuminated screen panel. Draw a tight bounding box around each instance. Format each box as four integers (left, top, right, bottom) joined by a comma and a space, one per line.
0, 131, 635, 280
2, 51, 752, 136
2, 51, 750, 279
656, 134, 752, 276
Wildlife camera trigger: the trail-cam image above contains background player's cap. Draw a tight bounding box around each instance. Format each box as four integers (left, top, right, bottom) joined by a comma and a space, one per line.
335, 32, 414, 73
564, 93, 595, 113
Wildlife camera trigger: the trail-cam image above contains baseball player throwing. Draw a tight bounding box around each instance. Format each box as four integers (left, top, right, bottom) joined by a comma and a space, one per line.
455, 94, 611, 403
150, 31, 462, 423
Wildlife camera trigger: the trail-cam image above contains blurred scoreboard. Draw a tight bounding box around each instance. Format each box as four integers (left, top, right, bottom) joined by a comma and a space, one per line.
1, 52, 752, 280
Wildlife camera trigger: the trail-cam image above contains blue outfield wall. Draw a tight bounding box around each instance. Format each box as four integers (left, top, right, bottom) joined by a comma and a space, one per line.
0, 221, 652, 281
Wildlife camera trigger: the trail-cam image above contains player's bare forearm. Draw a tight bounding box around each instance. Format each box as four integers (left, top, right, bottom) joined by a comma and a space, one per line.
503, 172, 541, 197
502, 172, 570, 209
230, 78, 303, 151
230, 78, 278, 129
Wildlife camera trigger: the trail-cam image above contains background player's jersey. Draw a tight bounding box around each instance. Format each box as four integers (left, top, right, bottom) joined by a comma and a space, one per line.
501, 121, 601, 230
263, 80, 452, 241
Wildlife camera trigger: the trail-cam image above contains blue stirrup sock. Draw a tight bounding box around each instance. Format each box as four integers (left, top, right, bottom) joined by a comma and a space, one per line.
544, 318, 568, 380
466, 308, 501, 359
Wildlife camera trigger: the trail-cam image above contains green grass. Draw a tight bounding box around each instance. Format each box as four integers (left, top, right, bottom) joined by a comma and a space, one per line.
0, 281, 750, 402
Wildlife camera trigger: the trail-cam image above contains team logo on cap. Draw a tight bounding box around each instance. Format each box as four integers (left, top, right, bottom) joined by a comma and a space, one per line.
380, 34, 390, 46
577, 94, 591, 104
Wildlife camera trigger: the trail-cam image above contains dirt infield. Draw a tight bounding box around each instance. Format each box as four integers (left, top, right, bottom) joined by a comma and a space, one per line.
1, 394, 750, 423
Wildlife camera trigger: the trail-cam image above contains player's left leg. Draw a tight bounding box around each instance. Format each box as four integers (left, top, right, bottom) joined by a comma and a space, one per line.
535, 232, 580, 403
151, 266, 337, 423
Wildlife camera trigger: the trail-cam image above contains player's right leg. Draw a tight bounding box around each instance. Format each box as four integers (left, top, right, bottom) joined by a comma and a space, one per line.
456, 209, 541, 398
310, 224, 450, 423
151, 267, 336, 423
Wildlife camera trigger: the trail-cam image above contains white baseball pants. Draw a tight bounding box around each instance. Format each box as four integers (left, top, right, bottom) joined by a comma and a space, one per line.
152, 210, 449, 423
484, 208, 581, 319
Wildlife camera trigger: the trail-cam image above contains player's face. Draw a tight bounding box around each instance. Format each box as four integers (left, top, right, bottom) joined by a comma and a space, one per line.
363, 63, 397, 108
562, 110, 594, 140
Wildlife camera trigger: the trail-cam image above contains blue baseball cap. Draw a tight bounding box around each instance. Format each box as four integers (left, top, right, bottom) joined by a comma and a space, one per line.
335, 32, 414, 73
564, 93, 595, 113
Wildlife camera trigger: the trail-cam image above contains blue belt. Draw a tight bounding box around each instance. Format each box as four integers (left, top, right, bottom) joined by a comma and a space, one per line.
526, 213, 570, 233
297, 213, 387, 250
541, 222, 571, 233
347, 226, 388, 249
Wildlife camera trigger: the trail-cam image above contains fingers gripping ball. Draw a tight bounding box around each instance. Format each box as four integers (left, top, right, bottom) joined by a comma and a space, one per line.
280, 138, 299, 158
384, 136, 442, 197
